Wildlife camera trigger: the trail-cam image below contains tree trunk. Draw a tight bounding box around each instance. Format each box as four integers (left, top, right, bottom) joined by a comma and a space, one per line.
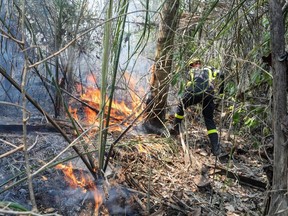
54, 10, 63, 118
144, 0, 180, 133
268, 0, 288, 215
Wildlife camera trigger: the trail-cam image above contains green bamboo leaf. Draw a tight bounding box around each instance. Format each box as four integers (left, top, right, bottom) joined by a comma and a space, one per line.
0, 201, 28, 211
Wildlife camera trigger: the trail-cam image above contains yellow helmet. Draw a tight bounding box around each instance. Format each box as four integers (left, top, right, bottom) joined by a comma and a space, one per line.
188, 58, 201, 66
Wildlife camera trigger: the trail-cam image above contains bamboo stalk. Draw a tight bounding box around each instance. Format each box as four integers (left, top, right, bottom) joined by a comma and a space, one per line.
98, 0, 114, 171
102, 0, 129, 171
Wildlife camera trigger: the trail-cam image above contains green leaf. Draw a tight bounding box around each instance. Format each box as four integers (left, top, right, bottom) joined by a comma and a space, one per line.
177, 81, 185, 96
0, 201, 28, 211
244, 117, 258, 128
233, 111, 240, 124
171, 73, 179, 86
251, 71, 261, 84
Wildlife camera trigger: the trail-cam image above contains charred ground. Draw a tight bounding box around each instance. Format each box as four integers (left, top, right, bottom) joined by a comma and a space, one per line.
0, 110, 272, 216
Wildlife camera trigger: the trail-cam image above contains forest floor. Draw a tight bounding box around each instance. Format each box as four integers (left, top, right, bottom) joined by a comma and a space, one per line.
0, 111, 272, 216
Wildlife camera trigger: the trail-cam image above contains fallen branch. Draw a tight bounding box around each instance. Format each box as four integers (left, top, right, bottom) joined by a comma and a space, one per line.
0, 209, 60, 216
27, 135, 39, 151
126, 187, 188, 214
0, 145, 24, 159
0, 138, 18, 148
207, 164, 267, 190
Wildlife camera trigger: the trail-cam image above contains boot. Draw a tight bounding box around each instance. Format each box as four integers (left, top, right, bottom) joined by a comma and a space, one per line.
170, 117, 182, 136
211, 142, 220, 156
170, 123, 180, 136
208, 133, 220, 156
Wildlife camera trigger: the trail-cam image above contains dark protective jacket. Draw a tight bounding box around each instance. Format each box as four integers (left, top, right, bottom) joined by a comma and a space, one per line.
186, 66, 224, 95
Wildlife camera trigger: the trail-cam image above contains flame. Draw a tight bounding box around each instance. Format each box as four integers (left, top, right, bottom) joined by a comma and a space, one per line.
55, 163, 103, 213
73, 72, 145, 130
68, 106, 79, 121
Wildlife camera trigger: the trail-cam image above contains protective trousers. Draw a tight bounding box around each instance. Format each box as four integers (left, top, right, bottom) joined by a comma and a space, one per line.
174, 80, 219, 148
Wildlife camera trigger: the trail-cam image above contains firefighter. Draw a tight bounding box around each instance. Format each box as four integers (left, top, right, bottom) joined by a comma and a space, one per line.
170, 58, 224, 156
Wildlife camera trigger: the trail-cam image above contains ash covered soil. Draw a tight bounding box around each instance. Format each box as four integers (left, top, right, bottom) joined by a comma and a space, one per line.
0, 114, 272, 215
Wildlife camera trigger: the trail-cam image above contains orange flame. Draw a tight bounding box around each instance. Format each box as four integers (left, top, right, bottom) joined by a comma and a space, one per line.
74, 72, 145, 130
55, 163, 103, 213
68, 106, 79, 122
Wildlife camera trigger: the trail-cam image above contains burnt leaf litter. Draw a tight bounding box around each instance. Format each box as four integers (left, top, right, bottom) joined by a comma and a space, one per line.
0, 111, 271, 216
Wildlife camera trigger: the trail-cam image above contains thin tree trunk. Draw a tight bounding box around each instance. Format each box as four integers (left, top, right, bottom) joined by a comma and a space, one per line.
268, 0, 288, 215
54, 0, 65, 118
20, 0, 38, 211
144, 0, 180, 132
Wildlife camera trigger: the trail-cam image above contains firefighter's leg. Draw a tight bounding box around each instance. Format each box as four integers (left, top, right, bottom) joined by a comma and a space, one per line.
171, 114, 183, 135
171, 102, 185, 135
171, 88, 194, 135
202, 95, 220, 156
